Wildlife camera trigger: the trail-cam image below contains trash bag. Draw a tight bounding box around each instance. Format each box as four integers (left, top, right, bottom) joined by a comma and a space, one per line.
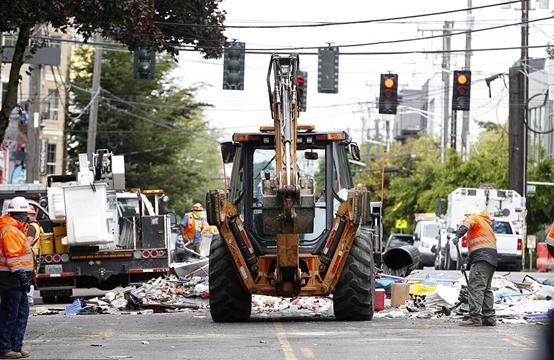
126, 292, 143, 310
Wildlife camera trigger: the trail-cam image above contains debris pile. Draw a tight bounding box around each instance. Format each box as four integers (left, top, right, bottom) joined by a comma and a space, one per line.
58, 275, 209, 316
252, 295, 333, 316
374, 273, 554, 324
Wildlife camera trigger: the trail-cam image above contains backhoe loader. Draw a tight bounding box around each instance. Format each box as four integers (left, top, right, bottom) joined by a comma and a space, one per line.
206, 54, 382, 321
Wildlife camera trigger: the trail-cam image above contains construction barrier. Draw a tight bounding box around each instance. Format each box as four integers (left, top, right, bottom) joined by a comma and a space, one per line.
536, 242, 554, 272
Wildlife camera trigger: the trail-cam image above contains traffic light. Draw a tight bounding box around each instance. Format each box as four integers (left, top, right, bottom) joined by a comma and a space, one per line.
318, 46, 339, 93
133, 47, 156, 80
296, 71, 307, 112
452, 70, 471, 111
378, 73, 398, 114
223, 42, 245, 90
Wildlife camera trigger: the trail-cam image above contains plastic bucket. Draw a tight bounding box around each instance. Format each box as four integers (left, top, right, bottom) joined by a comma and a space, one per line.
374, 288, 385, 312
40, 233, 54, 255
53, 226, 68, 254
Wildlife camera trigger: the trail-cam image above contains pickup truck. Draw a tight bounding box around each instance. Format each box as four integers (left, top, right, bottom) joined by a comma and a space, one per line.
438, 218, 522, 271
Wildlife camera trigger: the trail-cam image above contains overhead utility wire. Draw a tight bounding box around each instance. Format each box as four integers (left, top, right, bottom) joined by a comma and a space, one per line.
154, 0, 519, 29
223, 16, 553, 51
186, 44, 549, 56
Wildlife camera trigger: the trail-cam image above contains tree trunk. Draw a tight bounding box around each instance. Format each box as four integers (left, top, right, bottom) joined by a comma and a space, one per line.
0, 24, 31, 140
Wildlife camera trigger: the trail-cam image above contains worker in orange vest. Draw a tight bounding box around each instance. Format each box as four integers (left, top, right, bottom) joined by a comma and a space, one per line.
452, 205, 497, 327
24, 205, 42, 306
0, 197, 34, 359
180, 203, 208, 252
546, 220, 554, 258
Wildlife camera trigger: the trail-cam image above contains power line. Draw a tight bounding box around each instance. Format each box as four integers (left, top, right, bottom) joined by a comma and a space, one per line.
178, 44, 551, 56
155, 0, 520, 29
213, 16, 554, 51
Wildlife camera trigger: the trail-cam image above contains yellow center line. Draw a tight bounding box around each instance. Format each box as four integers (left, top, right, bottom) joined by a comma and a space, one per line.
273, 321, 298, 360
300, 347, 315, 359
501, 333, 533, 349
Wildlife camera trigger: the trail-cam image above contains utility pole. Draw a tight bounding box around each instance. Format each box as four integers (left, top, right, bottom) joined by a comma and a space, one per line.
461, 0, 473, 159
508, 0, 529, 197
441, 21, 453, 163
27, 64, 41, 183
520, 0, 529, 198
86, 33, 103, 162
506, 0, 532, 271
374, 117, 381, 160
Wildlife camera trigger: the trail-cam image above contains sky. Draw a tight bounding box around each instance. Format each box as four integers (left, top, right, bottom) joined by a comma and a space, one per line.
172, 0, 554, 145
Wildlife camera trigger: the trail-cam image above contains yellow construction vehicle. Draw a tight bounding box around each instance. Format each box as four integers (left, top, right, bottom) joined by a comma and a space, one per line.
206, 54, 382, 321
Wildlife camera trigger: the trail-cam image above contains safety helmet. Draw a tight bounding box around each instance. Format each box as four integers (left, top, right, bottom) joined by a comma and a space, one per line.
464, 205, 481, 216
191, 203, 204, 211
6, 196, 30, 213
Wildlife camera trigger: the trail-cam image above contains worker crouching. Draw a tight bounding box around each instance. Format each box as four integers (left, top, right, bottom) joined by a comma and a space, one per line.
452, 206, 498, 327
0, 197, 34, 359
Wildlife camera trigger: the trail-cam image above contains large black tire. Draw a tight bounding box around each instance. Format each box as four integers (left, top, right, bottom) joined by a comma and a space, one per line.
333, 227, 375, 321
209, 234, 252, 322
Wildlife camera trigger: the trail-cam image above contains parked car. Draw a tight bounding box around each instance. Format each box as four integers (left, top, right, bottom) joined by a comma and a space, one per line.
384, 233, 415, 252
413, 220, 440, 267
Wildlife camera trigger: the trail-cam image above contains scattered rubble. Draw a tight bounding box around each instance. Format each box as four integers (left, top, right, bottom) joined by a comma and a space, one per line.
374, 273, 554, 324
251, 295, 333, 316
57, 275, 209, 316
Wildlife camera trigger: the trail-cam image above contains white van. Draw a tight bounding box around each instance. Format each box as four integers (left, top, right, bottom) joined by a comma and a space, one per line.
414, 220, 441, 267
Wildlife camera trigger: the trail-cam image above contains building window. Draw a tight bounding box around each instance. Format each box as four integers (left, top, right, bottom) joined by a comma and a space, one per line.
47, 143, 56, 175
2, 32, 18, 47
47, 89, 59, 120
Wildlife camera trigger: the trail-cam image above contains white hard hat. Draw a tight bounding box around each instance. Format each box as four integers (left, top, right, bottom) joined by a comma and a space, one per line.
6, 196, 30, 213
464, 205, 480, 216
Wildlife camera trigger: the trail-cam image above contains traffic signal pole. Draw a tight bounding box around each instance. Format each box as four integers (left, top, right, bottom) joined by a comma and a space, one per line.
461, 0, 473, 159
87, 33, 103, 162
440, 21, 453, 163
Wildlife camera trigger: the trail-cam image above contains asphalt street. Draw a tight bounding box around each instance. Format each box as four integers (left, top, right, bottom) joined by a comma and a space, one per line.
24, 269, 553, 360
25, 310, 548, 360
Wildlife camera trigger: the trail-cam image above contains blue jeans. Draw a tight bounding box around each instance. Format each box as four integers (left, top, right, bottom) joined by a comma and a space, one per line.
0, 289, 29, 353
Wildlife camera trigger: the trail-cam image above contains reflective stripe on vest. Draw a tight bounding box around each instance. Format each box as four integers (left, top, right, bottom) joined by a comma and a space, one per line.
546, 237, 554, 247
0, 224, 33, 272
467, 217, 496, 254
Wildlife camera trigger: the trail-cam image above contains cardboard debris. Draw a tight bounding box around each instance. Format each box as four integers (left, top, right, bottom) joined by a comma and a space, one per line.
375, 272, 554, 323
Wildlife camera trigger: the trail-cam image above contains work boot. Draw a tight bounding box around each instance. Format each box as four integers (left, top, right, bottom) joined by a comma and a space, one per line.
482, 320, 497, 327
0, 352, 22, 359
18, 351, 29, 358
459, 319, 481, 327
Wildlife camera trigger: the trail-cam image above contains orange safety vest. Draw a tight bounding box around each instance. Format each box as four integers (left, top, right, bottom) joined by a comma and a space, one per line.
463, 210, 497, 254
25, 221, 42, 253
182, 212, 207, 241
0, 214, 33, 273
546, 221, 554, 247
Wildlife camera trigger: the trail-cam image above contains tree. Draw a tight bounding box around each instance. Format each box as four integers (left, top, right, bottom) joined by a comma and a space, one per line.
67, 46, 221, 213
0, 0, 226, 140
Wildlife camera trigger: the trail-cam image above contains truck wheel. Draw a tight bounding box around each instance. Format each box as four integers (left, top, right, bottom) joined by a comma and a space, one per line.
333, 227, 374, 321
209, 234, 252, 322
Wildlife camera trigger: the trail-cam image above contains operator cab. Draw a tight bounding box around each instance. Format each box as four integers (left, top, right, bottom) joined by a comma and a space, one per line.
223, 126, 358, 253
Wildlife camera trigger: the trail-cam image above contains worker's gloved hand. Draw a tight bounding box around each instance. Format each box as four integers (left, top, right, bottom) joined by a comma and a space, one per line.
452, 237, 459, 246
13, 270, 31, 292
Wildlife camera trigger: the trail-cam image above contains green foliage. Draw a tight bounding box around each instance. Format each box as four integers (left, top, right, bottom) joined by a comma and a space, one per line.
0, 0, 226, 142
67, 47, 221, 214
357, 126, 551, 235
